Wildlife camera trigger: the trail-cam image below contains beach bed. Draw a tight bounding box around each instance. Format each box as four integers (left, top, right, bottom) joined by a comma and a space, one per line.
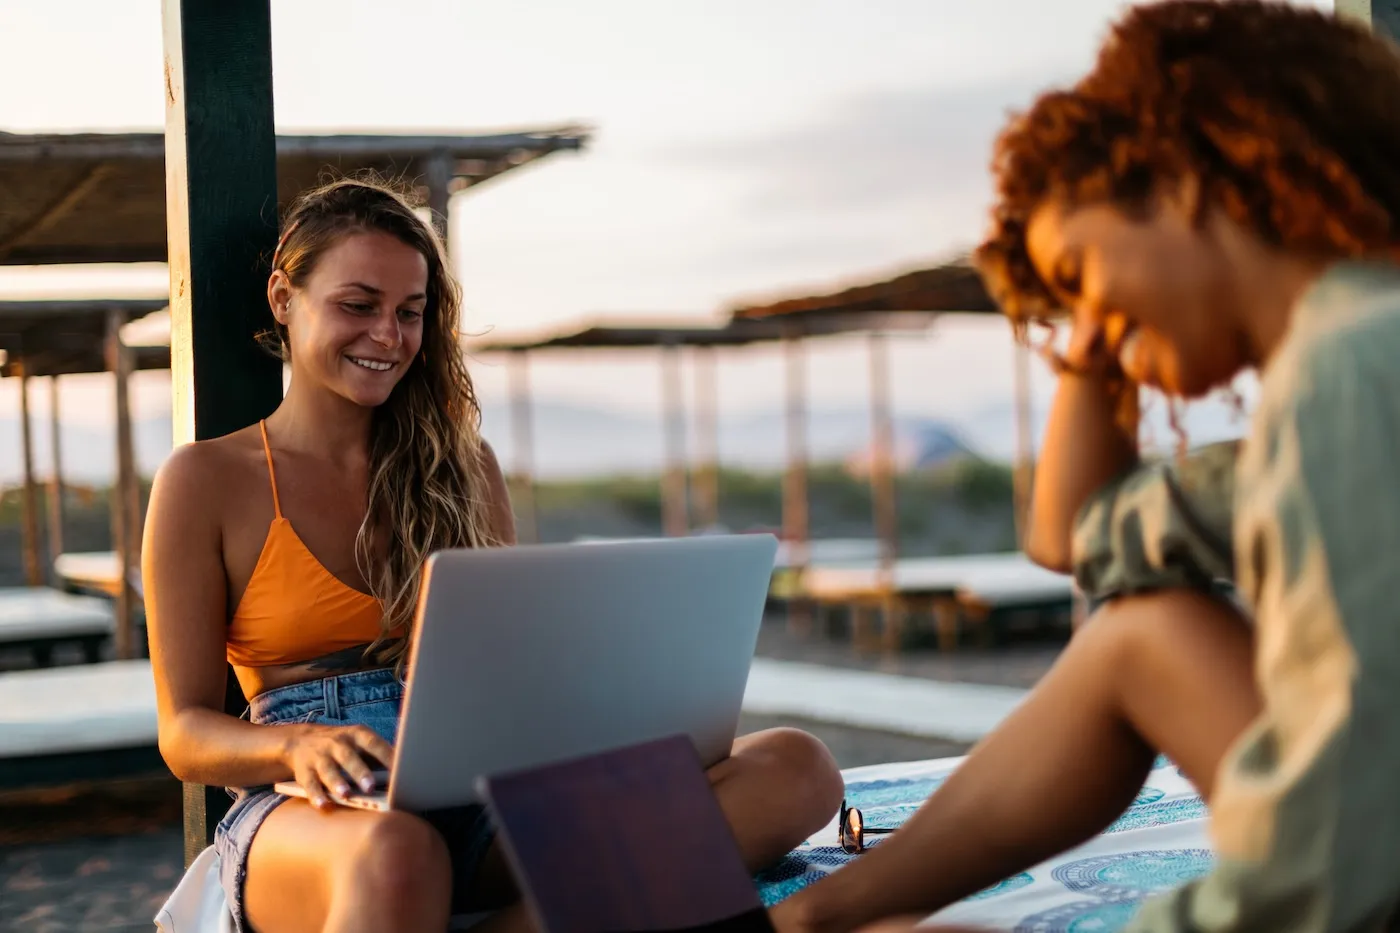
53, 550, 136, 599
0, 658, 162, 790
0, 586, 116, 666
800, 553, 1073, 652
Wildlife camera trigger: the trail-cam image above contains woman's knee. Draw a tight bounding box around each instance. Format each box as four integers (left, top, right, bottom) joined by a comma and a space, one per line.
341, 810, 451, 910
746, 727, 844, 819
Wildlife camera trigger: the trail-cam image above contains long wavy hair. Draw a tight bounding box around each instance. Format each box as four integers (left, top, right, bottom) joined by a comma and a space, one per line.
263, 177, 499, 670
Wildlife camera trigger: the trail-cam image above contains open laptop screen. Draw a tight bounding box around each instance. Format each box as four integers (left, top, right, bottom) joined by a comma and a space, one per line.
480, 735, 773, 933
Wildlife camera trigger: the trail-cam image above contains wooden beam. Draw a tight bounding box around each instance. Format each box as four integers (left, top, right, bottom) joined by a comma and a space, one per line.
0, 163, 113, 260
0, 128, 588, 164
1336, 0, 1400, 41
17, 364, 41, 587
660, 344, 689, 538
163, 0, 284, 868
691, 346, 721, 530
506, 350, 539, 544
46, 377, 64, 573
105, 310, 138, 662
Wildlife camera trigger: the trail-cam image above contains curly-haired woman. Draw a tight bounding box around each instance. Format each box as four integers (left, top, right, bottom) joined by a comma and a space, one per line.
773, 2, 1400, 931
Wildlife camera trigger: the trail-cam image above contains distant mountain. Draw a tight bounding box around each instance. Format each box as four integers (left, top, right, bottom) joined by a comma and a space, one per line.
844, 422, 978, 476
477, 401, 990, 478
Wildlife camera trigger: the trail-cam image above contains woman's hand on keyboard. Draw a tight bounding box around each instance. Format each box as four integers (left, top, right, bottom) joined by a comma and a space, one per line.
282, 723, 394, 809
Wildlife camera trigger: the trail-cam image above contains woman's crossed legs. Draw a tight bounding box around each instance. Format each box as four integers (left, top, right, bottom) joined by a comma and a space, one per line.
242, 726, 844, 933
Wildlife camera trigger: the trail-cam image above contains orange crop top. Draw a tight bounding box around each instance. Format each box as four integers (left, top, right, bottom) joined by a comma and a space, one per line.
226, 422, 387, 668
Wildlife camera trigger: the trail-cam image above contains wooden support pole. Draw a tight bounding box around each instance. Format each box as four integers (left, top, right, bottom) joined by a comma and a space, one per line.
1336, 0, 1400, 40
1011, 338, 1034, 548
106, 309, 138, 661
424, 152, 452, 251
782, 334, 810, 561
868, 331, 898, 575
782, 331, 812, 633
506, 350, 539, 544
660, 343, 689, 538
17, 364, 41, 587
164, 0, 284, 867
46, 376, 64, 573
691, 346, 721, 530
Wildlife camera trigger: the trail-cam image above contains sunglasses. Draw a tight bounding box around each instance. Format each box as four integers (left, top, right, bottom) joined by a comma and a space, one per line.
838, 799, 897, 854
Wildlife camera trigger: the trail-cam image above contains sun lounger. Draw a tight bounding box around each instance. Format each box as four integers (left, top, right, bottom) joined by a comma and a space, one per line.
800, 554, 1073, 652
53, 550, 143, 600
158, 752, 1211, 933
0, 586, 116, 666
0, 658, 162, 789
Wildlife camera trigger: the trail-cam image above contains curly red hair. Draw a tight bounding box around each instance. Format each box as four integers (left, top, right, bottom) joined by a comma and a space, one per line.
976, 0, 1400, 331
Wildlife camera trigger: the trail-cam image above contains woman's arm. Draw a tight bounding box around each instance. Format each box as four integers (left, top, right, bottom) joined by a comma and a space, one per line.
1024, 370, 1139, 572
144, 443, 390, 800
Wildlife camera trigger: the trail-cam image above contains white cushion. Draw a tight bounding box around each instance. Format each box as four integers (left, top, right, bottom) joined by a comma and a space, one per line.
0, 659, 156, 756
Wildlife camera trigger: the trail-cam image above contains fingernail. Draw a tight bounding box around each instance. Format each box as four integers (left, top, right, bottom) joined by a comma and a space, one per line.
335, 783, 351, 797
360, 776, 375, 792
313, 795, 326, 808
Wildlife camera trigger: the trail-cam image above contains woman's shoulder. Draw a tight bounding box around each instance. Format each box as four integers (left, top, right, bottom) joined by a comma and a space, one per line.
1259, 261, 1400, 416
151, 425, 267, 510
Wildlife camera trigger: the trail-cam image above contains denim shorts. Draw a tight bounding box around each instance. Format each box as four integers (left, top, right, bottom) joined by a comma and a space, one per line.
214, 669, 496, 933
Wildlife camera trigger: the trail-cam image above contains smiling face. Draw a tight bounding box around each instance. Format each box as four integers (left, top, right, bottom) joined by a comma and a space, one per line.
270, 229, 429, 409
1023, 193, 1252, 398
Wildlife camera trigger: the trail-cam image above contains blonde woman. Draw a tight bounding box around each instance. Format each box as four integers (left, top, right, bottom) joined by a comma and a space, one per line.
145, 178, 843, 933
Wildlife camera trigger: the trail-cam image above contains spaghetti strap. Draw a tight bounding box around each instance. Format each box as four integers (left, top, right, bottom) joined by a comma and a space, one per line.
258, 420, 283, 519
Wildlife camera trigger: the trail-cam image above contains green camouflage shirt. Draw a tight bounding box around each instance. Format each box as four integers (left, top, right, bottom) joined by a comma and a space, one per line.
1073, 261, 1400, 933
1073, 437, 1239, 604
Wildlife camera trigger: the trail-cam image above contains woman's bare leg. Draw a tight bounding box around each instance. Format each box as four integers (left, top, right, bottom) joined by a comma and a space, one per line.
710, 726, 845, 870
243, 803, 452, 933
775, 588, 1261, 933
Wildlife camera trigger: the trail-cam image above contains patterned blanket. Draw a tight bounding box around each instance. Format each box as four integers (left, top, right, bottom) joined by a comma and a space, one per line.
756, 755, 1212, 932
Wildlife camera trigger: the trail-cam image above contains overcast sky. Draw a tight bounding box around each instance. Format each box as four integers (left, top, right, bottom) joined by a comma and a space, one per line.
0, 0, 1329, 462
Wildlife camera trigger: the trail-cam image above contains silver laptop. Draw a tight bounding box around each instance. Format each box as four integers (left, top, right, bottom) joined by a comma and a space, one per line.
275, 534, 777, 813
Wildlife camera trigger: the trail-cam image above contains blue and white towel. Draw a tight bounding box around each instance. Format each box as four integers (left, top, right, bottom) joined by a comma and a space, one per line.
756, 755, 1211, 932
159, 754, 1210, 932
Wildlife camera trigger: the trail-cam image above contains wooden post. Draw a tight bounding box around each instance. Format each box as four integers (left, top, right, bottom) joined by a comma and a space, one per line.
506, 350, 539, 544
781, 333, 810, 557
1011, 338, 1034, 547
660, 342, 689, 537
782, 330, 812, 632
691, 345, 721, 530
46, 376, 64, 574
106, 309, 138, 661
867, 332, 901, 652
164, 0, 284, 867
17, 364, 41, 587
1336, 0, 1400, 41
424, 152, 451, 252
867, 331, 898, 575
